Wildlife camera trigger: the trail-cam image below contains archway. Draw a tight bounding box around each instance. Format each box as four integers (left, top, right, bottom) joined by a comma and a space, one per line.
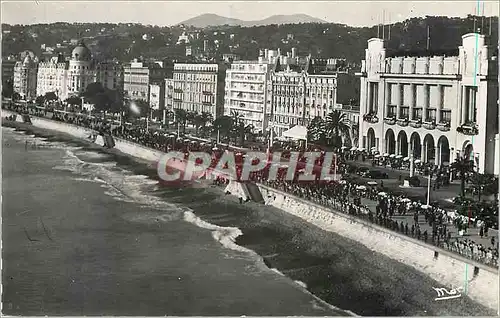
437, 136, 450, 166
423, 134, 436, 163
367, 128, 376, 150
397, 131, 408, 157
410, 132, 421, 159
385, 129, 396, 154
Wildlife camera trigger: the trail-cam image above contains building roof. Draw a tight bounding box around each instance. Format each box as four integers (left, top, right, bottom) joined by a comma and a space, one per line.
71, 40, 92, 61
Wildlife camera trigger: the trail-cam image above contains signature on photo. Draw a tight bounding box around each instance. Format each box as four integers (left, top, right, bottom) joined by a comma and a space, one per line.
433, 287, 464, 301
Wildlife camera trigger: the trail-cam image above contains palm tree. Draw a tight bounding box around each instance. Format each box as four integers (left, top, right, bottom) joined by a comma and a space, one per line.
470, 173, 497, 201
324, 110, 350, 149
174, 108, 188, 134
212, 115, 233, 142
231, 110, 244, 145
307, 116, 326, 145
450, 155, 475, 198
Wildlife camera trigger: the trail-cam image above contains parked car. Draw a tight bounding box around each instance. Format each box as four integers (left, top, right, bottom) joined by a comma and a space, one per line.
366, 170, 389, 179
356, 167, 370, 177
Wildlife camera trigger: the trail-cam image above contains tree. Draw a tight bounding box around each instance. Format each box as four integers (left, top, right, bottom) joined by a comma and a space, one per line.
307, 116, 326, 144
12, 92, 21, 101
324, 110, 350, 148
470, 173, 498, 201
35, 95, 45, 105
44, 91, 58, 102
212, 115, 233, 142
66, 96, 81, 107
2, 79, 14, 98
450, 155, 475, 198
231, 110, 244, 145
174, 108, 188, 134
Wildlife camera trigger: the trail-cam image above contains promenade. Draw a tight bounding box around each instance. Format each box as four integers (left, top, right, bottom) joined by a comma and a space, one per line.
3, 105, 498, 267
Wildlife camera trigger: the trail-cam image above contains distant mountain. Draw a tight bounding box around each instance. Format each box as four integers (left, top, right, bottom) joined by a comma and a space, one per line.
178, 13, 327, 28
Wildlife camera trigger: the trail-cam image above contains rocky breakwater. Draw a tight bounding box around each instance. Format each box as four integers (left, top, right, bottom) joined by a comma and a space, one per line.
257, 183, 499, 312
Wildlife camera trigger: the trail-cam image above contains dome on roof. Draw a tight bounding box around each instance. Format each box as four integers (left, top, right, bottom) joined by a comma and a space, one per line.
71, 40, 91, 61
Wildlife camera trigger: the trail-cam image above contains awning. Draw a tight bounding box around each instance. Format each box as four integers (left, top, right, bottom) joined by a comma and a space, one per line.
282, 125, 307, 140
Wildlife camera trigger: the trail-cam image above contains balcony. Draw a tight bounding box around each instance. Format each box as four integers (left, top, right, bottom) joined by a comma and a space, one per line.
422, 120, 436, 130
437, 121, 451, 132
384, 116, 396, 125
202, 91, 213, 95
363, 113, 379, 124
202, 101, 212, 106
409, 119, 422, 128
457, 122, 479, 135
397, 117, 409, 127
173, 88, 183, 93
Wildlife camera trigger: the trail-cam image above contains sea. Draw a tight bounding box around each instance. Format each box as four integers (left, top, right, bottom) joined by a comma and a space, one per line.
1, 126, 495, 316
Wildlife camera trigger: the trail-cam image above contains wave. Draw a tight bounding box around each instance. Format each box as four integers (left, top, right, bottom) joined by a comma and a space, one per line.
48, 140, 357, 315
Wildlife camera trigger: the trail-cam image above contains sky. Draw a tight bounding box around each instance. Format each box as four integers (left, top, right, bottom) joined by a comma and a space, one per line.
1, 1, 499, 27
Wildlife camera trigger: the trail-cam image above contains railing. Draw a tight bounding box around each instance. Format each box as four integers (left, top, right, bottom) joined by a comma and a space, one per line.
457, 123, 479, 135
422, 121, 436, 130
363, 113, 379, 124
437, 122, 451, 132
409, 119, 422, 128
383, 116, 396, 125
397, 118, 409, 127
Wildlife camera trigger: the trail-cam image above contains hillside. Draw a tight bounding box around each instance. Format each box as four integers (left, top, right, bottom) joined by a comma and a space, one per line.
1, 15, 497, 66
179, 13, 327, 28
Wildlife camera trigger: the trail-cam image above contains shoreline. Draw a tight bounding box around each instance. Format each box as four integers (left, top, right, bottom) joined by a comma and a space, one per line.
2, 120, 356, 316
3, 118, 498, 314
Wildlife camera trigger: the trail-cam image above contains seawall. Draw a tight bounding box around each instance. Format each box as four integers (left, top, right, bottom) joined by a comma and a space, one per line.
257, 184, 499, 311
3, 110, 498, 311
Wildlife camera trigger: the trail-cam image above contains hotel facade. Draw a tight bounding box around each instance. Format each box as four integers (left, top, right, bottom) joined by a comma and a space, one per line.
269, 58, 339, 137
223, 54, 277, 133
357, 33, 499, 174
171, 63, 226, 119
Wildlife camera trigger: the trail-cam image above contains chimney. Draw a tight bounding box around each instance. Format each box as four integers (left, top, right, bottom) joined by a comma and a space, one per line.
265, 49, 269, 59
277, 48, 281, 56
291, 47, 297, 58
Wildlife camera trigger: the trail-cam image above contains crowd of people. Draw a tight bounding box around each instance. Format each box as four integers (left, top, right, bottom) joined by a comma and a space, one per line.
4, 104, 498, 267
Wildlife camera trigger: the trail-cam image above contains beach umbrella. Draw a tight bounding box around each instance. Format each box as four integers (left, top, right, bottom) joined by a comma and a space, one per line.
389, 154, 396, 158
395, 155, 403, 159
414, 159, 421, 164
356, 185, 367, 190
378, 192, 387, 197
383, 153, 389, 157
367, 181, 378, 186
374, 154, 381, 158
400, 198, 411, 203
403, 157, 409, 161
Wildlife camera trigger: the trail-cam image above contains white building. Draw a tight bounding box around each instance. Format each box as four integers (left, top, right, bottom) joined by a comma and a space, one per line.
36, 41, 124, 101
36, 54, 67, 99
357, 33, 499, 174
269, 57, 339, 137
13, 51, 38, 100
172, 63, 226, 119
149, 82, 165, 113
223, 56, 276, 133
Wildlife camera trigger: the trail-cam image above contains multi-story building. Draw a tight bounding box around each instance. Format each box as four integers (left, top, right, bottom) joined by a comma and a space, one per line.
13, 51, 38, 100
36, 54, 68, 98
123, 59, 166, 103
95, 60, 123, 91
164, 78, 174, 111
172, 63, 227, 119
2, 56, 16, 84
357, 33, 499, 174
223, 55, 276, 132
269, 57, 339, 136
149, 82, 165, 117
35, 41, 124, 101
